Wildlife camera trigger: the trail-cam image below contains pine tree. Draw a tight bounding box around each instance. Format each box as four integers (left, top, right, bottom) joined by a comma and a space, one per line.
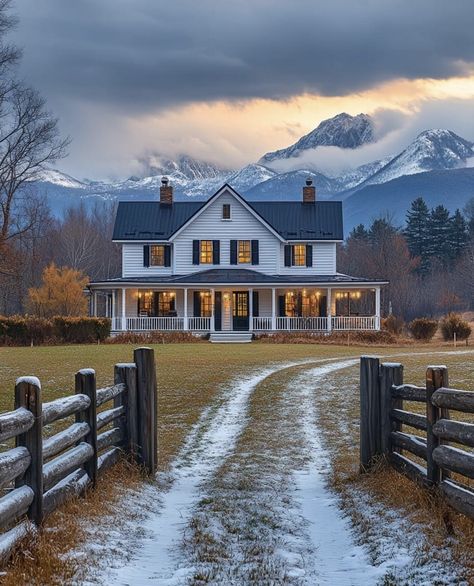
404, 197, 430, 272
449, 209, 469, 261
349, 224, 369, 241
427, 205, 452, 266
464, 197, 474, 241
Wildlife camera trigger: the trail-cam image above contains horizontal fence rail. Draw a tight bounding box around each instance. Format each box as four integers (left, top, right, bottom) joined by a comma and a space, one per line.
360, 356, 474, 520
0, 347, 157, 566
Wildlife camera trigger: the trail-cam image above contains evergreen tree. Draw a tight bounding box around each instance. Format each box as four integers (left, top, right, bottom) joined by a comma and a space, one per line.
449, 209, 469, 261
349, 223, 369, 241
404, 197, 430, 272
464, 197, 474, 240
427, 205, 452, 265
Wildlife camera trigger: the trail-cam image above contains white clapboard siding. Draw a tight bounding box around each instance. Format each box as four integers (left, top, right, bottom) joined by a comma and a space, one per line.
172, 191, 279, 274
278, 242, 336, 275
122, 244, 173, 278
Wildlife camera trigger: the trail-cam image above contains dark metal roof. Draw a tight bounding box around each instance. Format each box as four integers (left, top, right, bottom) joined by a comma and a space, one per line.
90, 269, 386, 287
113, 192, 343, 241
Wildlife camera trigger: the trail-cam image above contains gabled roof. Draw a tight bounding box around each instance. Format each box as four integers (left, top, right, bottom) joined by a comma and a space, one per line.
113, 184, 343, 241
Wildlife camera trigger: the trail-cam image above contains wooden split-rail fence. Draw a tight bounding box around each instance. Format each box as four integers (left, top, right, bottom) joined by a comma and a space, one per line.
360, 355, 474, 519
0, 346, 157, 564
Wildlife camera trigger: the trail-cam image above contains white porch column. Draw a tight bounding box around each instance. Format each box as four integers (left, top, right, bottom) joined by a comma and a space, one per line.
327, 287, 332, 332
92, 291, 97, 317
271, 288, 276, 331
183, 288, 188, 331
249, 288, 253, 331
121, 288, 126, 331
210, 288, 215, 332
375, 287, 381, 330
111, 290, 116, 327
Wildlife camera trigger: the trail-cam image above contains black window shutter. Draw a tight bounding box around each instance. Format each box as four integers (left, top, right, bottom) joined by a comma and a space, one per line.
278, 295, 285, 317
192, 240, 200, 265
251, 240, 259, 265
164, 245, 171, 267
143, 245, 150, 267
230, 240, 237, 265
306, 244, 313, 267
284, 245, 292, 267
193, 291, 201, 316
213, 240, 220, 265
252, 291, 259, 317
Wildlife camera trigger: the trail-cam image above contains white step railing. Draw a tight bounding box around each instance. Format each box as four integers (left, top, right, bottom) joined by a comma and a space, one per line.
331, 316, 377, 330
276, 317, 329, 331
252, 317, 273, 331
188, 317, 212, 331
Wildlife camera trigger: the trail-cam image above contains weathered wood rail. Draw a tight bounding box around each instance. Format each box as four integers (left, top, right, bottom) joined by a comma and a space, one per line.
0, 347, 157, 564
360, 356, 474, 520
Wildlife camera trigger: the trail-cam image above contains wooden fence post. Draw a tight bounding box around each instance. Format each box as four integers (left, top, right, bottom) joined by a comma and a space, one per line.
134, 347, 157, 475
380, 362, 404, 456
75, 369, 98, 487
114, 363, 138, 460
15, 376, 43, 525
360, 356, 381, 471
426, 366, 448, 486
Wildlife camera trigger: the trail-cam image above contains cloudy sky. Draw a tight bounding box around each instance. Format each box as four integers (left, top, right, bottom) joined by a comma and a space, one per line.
13, 0, 474, 180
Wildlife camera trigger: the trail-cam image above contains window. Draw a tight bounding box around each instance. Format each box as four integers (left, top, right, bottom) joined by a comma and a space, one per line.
138, 291, 175, 316
285, 290, 320, 317
150, 245, 165, 266
200, 240, 213, 264
138, 291, 153, 316
222, 203, 231, 220
200, 292, 212, 317
238, 240, 251, 263
157, 292, 176, 316
293, 244, 306, 266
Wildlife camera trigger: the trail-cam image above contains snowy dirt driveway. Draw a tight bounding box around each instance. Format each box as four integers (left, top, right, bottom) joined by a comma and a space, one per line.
83, 354, 469, 586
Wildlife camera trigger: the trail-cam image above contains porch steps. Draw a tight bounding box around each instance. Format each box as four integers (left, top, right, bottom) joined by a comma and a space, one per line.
209, 332, 253, 344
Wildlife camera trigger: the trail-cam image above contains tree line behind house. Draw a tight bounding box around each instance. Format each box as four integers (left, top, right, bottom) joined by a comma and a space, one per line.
338, 196, 474, 321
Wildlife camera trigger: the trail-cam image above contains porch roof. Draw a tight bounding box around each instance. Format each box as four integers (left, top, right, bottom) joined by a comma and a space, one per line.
89, 268, 388, 288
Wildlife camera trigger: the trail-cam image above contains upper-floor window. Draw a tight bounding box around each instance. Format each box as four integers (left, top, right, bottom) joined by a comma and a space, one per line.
238, 240, 251, 263
222, 203, 231, 220
284, 244, 313, 268
200, 240, 213, 264
150, 245, 165, 266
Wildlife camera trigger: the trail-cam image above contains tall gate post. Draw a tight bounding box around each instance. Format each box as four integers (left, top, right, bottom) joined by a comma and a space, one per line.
380, 363, 404, 456
360, 356, 381, 471
114, 362, 138, 459
134, 347, 157, 475
15, 376, 43, 525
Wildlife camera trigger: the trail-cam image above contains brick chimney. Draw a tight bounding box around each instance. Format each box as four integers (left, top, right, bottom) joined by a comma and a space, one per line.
160, 176, 173, 205
303, 177, 316, 203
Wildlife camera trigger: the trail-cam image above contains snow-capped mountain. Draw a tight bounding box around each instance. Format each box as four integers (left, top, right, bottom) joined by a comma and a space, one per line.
138, 154, 230, 182
226, 164, 277, 193
361, 129, 474, 187
259, 113, 375, 165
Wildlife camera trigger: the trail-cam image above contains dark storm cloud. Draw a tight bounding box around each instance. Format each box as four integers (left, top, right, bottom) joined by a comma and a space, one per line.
14, 0, 474, 113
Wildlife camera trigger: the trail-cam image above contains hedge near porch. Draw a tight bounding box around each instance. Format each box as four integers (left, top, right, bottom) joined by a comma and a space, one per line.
0, 316, 111, 346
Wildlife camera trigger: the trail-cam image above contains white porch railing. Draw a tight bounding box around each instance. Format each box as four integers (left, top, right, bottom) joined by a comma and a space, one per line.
331, 316, 378, 330
126, 317, 184, 331
188, 317, 212, 331
252, 317, 273, 331
275, 316, 329, 331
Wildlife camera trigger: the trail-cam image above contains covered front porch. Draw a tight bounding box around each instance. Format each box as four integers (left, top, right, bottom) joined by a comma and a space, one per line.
90, 285, 382, 333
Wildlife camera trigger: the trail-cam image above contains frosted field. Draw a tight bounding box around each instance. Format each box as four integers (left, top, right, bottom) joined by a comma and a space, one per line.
0, 344, 473, 584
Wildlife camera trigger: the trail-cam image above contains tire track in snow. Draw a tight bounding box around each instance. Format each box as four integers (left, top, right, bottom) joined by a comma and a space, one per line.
111, 358, 345, 585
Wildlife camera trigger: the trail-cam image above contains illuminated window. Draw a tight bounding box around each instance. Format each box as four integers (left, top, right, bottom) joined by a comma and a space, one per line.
285, 292, 297, 317
222, 204, 231, 220
200, 240, 213, 264
293, 244, 306, 266
238, 240, 251, 263
150, 245, 165, 266
200, 292, 212, 317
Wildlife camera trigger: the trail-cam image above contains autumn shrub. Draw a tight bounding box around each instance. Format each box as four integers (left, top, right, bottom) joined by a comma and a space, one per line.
107, 331, 204, 344
408, 317, 438, 341
255, 330, 398, 345
382, 314, 404, 336
440, 312, 472, 341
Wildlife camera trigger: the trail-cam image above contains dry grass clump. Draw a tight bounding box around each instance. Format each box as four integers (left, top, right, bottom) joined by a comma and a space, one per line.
107, 331, 205, 344
255, 330, 399, 345
3, 458, 144, 586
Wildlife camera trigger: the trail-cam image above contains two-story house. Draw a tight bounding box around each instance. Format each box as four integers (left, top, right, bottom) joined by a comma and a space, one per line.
89, 178, 386, 341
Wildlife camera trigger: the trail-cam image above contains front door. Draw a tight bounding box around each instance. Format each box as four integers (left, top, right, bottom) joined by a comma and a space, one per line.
214, 292, 222, 331
232, 291, 249, 331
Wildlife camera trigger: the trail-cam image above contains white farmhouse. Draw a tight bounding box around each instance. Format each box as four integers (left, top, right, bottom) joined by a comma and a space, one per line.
89, 179, 386, 341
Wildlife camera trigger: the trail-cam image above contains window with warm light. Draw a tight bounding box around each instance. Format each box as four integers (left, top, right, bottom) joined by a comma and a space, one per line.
200, 292, 212, 317
293, 244, 306, 266
158, 291, 175, 315
138, 291, 153, 316
150, 245, 165, 266
238, 240, 251, 263
200, 240, 213, 264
